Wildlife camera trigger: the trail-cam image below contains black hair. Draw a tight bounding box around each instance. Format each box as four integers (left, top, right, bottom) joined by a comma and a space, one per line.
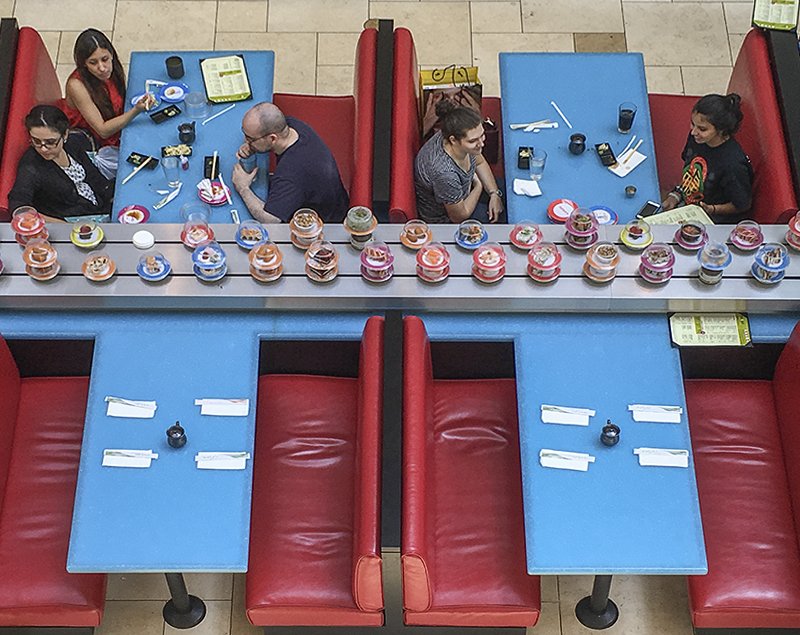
25, 104, 69, 136
692, 93, 743, 137
73, 28, 126, 121
436, 100, 482, 142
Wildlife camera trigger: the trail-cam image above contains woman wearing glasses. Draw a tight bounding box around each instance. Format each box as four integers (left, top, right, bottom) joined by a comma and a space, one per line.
8, 105, 114, 222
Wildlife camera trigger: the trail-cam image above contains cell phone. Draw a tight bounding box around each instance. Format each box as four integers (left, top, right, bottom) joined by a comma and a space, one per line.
595, 143, 617, 167
204, 156, 220, 180
126, 152, 159, 169
636, 200, 661, 219
149, 104, 181, 124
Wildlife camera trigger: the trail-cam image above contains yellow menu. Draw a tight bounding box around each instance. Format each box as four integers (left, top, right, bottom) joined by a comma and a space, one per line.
199, 55, 252, 103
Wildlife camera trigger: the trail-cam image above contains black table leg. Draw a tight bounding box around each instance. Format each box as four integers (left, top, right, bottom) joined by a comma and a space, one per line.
163, 572, 206, 629
575, 575, 619, 630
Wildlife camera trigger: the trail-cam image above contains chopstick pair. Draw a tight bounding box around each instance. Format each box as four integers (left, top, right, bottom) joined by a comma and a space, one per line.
122, 156, 154, 184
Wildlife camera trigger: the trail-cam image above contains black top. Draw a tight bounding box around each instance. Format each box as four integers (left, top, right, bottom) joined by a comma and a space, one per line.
8, 132, 114, 221
679, 134, 754, 222
264, 117, 349, 223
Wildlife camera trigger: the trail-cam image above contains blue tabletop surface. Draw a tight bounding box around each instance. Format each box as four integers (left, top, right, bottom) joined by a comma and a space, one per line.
419, 313, 707, 575
499, 53, 661, 225
115, 51, 274, 223
0, 311, 372, 573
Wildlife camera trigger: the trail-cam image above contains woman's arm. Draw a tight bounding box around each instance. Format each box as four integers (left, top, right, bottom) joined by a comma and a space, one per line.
65, 76, 154, 140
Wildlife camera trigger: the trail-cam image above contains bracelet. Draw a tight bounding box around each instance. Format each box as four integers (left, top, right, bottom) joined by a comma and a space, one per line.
667, 191, 681, 202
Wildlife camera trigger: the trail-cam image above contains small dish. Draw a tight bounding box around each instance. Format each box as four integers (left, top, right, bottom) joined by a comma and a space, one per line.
136, 252, 171, 282
509, 221, 542, 249
70, 220, 104, 248
455, 219, 487, 249
130, 92, 162, 109
547, 199, 578, 224
81, 251, 116, 282
729, 220, 764, 251
198, 181, 231, 206
400, 219, 432, 249
235, 220, 268, 248
118, 205, 150, 224
159, 82, 189, 103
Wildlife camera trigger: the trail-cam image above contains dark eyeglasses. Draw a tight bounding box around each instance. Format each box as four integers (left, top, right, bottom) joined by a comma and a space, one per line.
242, 129, 270, 145
29, 135, 62, 149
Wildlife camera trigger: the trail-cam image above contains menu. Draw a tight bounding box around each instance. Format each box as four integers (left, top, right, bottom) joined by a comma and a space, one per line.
752, 0, 799, 30
199, 54, 252, 103
669, 313, 752, 347
646, 204, 713, 226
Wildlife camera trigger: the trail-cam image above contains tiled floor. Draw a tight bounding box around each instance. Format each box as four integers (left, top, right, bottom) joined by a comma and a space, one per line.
4, 0, 747, 632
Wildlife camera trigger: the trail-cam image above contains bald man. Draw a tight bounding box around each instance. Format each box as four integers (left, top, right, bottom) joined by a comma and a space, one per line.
231, 102, 349, 224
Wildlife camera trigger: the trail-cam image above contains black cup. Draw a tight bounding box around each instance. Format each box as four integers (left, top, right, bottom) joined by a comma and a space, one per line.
178, 121, 196, 144
568, 133, 586, 155
167, 423, 187, 448
166, 56, 184, 79
600, 421, 620, 446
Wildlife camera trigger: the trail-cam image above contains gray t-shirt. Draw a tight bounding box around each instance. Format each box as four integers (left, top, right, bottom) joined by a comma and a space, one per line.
414, 131, 476, 223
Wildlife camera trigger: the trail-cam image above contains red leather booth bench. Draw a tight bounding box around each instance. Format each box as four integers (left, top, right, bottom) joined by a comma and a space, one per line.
684, 321, 800, 630
272, 27, 376, 210
0, 26, 64, 221
0, 336, 106, 630
246, 317, 385, 626
401, 316, 540, 627
649, 28, 798, 225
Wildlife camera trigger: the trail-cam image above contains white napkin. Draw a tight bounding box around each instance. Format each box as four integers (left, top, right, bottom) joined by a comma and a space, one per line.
634, 447, 689, 467
103, 449, 158, 468
513, 179, 542, 197
609, 150, 646, 177
540, 449, 595, 472
629, 404, 682, 423
195, 452, 250, 470
153, 182, 182, 209
194, 398, 249, 416
105, 396, 157, 418
541, 404, 595, 426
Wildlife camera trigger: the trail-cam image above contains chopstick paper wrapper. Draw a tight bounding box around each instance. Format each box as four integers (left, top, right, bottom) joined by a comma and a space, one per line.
154, 182, 183, 210
629, 404, 682, 423
541, 404, 595, 426
103, 449, 158, 468
194, 398, 249, 416
540, 449, 595, 472
634, 448, 689, 468
195, 452, 251, 470
105, 396, 157, 418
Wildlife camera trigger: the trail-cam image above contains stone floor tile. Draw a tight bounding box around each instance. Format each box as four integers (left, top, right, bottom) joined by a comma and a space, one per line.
645, 65, 684, 94
472, 32, 574, 95
217, 1, 268, 32
269, 0, 368, 32
57, 31, 81, 66
527, 601, 561, 634
106, 573, 233, 602
14, 0, 116, 31
625, 3, 731, 66
231, 574, 261, 635
371, 1, 472, 67
681, 65, 732, 96
724, 1, 755, 32
522, 0, 624, 33
95, 600, 166, 635
215, 32, 317, 93
318, 32, 362, 65
574, 32, 627, 53
164, 600, 231, 635
317, 65, 354, 95
541, 575, 559, 602
471, 2, 523, 33
0, 0, 13, 16
37, 30, 60, 66
729, 32, 746, 63
56, 63, 73, 97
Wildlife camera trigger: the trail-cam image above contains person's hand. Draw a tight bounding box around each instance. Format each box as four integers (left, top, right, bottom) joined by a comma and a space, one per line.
487, 192, 503, 223
236, 143, 254, 161
699, 201, 716, 216
661, 195, 678, 212
134, 93, 157, 113
422, 90, 445, 137
231, 162, 257, 193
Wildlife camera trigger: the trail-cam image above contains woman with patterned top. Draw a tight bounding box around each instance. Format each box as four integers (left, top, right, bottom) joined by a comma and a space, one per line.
9, 105, 114, 222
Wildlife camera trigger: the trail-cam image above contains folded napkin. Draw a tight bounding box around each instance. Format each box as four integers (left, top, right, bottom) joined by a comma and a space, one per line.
513, 179, 542, 197
634, 447, 689, 468
194, 398, 249, 416
541, 404, 595, 426
105, 396, 157, 418
609, 150, 646, 177
103, 449, 158, 468
540, 449, 595, 472
195, 452, 250, 470
628, 404, 682, 423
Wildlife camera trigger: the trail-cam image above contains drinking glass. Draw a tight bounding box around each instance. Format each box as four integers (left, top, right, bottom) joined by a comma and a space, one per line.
618, 102, 637, 134
162, 157, 181, 188
185, 91, 211, 119
529, 148, 547, 181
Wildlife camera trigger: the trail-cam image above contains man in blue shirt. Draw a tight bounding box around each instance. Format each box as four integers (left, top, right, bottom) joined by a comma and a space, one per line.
231, 102, 349, 223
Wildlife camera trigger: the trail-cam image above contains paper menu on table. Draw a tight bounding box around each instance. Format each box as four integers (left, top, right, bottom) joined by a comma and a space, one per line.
541, 404, 595, 426
753, 0, 798, 30
629, 404, 683, 423
200, 54, 252, 103
634, 447, 689, 468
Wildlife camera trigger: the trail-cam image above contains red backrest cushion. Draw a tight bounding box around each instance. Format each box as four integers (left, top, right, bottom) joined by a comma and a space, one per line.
0, 336, 20, 510
350, 28, 377, 209
0, 27, 65, 221
389, 28, 420, 223
401, 315, 434, 611
772, 321, 800, 555
726, 29, 797, 224
352, 316, 384, 612
648, 93, 695, 196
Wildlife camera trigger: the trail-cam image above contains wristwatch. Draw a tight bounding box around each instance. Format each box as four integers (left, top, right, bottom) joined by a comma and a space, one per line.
488, 189, 503, 198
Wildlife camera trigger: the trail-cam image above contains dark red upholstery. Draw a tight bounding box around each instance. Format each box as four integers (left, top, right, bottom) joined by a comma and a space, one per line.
271, 27, 376, 208
649, 29, 797, 224
246, 317, 384, 626
684, 321, 800, 628
0, 337, 106, 627
401, 316, 540, 627
0, 27, 65, 221
482, 96, 504, 179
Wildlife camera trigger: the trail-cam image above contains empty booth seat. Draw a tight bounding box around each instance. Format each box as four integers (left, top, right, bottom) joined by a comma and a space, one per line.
649, 28, 797, 224
684, 321, 800, 629
0, 336, 106, 628
246, 316, 384, 626
401, 316, 540, 627
271, 27, 376, 209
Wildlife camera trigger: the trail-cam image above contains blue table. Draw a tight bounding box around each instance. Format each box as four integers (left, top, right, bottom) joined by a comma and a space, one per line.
420, 313, 707, 628
115, 50, 274, 223
499, 53, 661, 225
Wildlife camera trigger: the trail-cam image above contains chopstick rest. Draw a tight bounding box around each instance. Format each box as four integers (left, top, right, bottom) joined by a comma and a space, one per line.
629, 404, 682, 423
105, 396, 157, 418
195, 452, 250, 470
103, 449, 158, 468
540, 449, 595, 471
634, 447, 689, 467
194, 398, 249, 416
541, 404, 595, 426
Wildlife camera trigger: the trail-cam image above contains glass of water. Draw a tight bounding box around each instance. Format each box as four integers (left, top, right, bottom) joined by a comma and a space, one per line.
529, 148, 547, 181
162, 157, 181, 188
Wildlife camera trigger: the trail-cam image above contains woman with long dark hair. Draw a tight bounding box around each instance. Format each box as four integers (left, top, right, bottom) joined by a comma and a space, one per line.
64, 28, 155, 147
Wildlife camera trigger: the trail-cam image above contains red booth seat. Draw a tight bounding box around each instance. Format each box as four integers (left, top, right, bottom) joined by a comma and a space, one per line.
684, 321, 800, 629
0, 26, 65, 221
246, 317, 384, 626
401, 316, 540, 627
649, 28, 798, 224
0, 337, 106, 627
271, 27, 376, 209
